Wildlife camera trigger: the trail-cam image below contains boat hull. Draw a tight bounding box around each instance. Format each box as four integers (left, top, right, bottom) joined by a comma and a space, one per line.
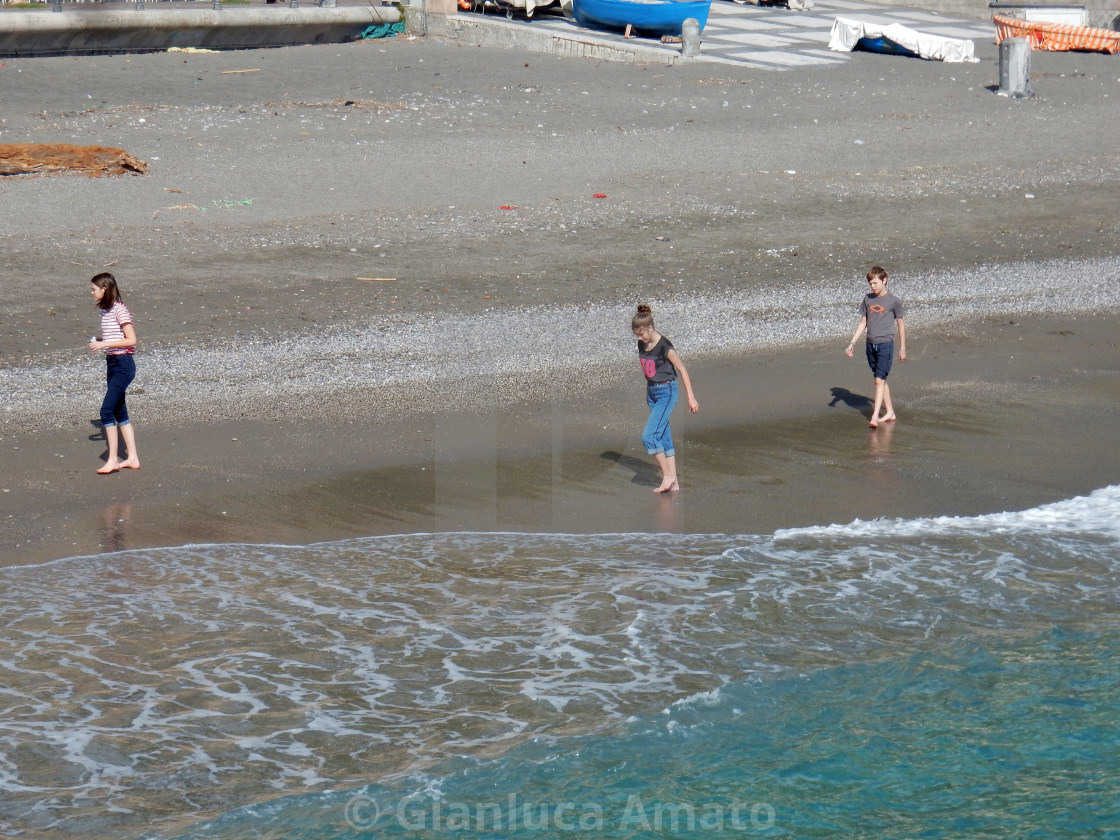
572, 0, 712, 37
855, 36, 919, 57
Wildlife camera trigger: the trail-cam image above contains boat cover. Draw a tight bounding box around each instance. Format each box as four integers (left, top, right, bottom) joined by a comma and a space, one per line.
828, 17, 978, 62
993, 14, 1120, 53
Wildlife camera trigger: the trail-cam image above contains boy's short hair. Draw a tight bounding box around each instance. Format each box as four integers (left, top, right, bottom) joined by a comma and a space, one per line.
867, 265, 888, 282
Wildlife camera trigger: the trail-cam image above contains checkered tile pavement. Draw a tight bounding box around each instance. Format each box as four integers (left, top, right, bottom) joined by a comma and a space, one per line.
519, 0, 996, 70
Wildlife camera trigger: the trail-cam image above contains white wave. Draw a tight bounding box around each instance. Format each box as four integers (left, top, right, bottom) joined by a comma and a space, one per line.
774, 484, 1120, 542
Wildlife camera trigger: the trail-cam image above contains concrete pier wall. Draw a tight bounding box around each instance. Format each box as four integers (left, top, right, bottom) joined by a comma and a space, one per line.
0, 6, 402, 57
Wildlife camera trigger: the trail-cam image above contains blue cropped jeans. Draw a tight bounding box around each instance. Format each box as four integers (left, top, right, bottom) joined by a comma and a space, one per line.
643, 380, 678, 457
100, 353, 136, 428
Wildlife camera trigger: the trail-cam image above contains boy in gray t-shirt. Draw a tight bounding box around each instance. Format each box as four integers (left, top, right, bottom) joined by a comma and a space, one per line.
845, 265, 907, 428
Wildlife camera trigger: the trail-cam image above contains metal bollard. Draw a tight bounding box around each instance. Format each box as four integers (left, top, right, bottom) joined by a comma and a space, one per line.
213, 0, 222, 8
290, 0, 299, 7
998, 36, 1032, 98
319, 0, 338, 6
681, 17, 701, 57
52, 0, 62, 11
135, 0, 144, 10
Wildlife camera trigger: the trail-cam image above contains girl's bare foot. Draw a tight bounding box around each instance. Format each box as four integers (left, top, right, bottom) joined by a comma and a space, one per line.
868, 419, 879, 429
118, 458, 141, 470
881, 413, 896, 423
654, 479, 679, 493
96, 462, 120, 475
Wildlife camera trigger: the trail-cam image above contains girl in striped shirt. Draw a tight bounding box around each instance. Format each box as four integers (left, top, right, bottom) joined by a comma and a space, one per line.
88, 272, 140, 474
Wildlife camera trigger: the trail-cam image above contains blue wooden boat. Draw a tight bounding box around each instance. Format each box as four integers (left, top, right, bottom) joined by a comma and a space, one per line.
855, 36, 919, 58
572, 0, 712, 37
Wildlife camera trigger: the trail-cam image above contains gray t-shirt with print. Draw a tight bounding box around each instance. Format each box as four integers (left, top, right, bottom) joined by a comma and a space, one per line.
860, 292, 905, 343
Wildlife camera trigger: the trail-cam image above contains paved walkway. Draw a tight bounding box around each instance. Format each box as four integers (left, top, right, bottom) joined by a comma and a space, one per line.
497, 0, 996, 69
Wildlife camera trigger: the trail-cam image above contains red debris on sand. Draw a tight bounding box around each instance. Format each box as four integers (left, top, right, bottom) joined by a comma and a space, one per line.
593, 193, 607, 198
0, 143, 148, 177
500, 205, 518, 210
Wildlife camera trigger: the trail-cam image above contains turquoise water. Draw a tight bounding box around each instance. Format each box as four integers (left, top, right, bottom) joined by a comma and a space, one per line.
2, 487, 1119, 840
179, 629, 1120, 840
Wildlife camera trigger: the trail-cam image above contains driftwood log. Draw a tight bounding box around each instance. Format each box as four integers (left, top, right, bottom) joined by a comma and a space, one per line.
0, 143, 148, 177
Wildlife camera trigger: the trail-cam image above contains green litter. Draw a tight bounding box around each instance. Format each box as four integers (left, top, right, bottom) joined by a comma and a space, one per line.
360, 21, 405, 39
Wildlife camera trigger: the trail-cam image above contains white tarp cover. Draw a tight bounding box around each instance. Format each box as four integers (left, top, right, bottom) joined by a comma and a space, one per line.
828, 16, 978, 62
483, 0, 561, 16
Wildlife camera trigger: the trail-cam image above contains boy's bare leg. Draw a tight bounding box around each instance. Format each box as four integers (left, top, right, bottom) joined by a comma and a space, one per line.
869, 378, 886, 427
653, 452, 679, 493
118, 423, 141, 470
97, 425, 121, 474
880, 382, 896, 422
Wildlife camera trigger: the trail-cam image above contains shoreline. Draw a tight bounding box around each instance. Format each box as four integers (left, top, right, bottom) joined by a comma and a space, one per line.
4, 310, 1119, 567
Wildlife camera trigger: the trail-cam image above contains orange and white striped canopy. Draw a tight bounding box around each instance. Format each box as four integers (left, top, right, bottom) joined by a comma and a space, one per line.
993, 14, 1120, 53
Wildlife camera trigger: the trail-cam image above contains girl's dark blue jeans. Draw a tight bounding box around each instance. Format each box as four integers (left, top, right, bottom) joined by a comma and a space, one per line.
100, 354, 136, 428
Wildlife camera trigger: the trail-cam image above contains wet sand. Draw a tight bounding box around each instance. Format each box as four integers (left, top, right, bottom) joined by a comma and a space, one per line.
5, 312, 1120, 566
2, 33, 1119, 565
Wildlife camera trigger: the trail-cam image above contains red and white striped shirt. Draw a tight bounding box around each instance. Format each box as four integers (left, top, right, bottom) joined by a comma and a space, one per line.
99, 301, 135, 355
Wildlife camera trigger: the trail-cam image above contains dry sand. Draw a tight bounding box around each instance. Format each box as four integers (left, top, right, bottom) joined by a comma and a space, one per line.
1, 32, 1119, 565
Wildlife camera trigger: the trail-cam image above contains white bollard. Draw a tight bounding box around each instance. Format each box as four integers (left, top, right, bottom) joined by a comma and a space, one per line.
681, 17, 701, 58
998, 36, 1032, 99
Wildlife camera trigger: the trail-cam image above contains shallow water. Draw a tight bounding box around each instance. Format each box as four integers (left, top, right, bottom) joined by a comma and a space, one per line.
2, 487, 1118, 839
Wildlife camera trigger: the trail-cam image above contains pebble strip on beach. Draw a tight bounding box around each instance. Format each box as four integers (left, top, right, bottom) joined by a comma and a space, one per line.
6, 255, 1118, 434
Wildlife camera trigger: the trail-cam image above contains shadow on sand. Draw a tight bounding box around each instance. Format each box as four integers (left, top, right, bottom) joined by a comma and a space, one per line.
828, 387, 873, 419
601, 450, 660, 487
